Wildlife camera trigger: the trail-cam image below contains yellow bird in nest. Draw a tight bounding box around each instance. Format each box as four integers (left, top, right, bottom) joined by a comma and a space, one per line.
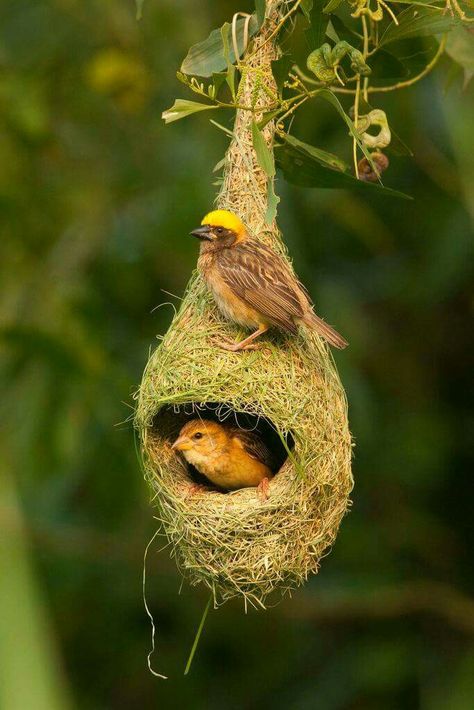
172, 419, 273, 498
190, 209, 348, 352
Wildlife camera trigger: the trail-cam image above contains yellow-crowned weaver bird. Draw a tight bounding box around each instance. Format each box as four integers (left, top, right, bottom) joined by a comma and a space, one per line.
190, 209, 348, 352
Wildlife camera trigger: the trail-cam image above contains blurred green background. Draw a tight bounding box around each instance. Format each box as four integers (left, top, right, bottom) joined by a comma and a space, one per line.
1, 1, 473, 708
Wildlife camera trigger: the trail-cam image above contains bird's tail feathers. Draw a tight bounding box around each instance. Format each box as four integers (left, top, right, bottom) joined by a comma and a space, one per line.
302, 312, 348, 349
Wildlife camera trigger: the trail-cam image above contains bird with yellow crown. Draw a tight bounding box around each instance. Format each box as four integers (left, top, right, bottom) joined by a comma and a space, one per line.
190, 210, 348, 352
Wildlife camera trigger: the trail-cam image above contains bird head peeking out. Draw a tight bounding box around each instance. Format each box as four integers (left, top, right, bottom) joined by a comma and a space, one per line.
190, 210, 247, 251
171, 418, 273, 496
171, 419, 227, 471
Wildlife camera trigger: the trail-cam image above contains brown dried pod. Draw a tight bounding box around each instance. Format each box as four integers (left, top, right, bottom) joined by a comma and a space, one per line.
358, 152, 389, 182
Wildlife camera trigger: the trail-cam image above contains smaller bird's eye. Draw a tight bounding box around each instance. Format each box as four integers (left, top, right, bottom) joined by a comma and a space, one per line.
193, 432, 203, 440
215, 227, 224, 235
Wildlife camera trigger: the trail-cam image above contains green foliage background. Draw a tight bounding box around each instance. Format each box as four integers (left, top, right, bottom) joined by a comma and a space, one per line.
1, 1, 473, 708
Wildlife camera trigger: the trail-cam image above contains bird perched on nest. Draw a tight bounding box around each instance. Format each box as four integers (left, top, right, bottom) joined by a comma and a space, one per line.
190, 209, 348, 352
171, 419, 273, 498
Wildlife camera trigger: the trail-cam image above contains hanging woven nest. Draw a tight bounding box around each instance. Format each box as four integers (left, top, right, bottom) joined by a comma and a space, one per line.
135, 3, 353, 607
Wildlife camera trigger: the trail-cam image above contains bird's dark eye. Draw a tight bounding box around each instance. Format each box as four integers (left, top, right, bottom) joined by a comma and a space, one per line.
193, 432, 203, 440
215, 227, 224, 235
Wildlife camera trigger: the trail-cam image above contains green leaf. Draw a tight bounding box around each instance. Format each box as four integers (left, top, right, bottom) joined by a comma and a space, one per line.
281, 133, 350, 171
255, 0, 266, 27
329, 15, 363, 44
301, 0, 314, 21
369, 49, 409, 82
446, 26, 474, 88
162, 99, 217, 124
181, 15, 259, 77
266, 178, 280, 224
323, 0, 343, 12
135, 0, 144, 20
251, 121, 275, 177
305, 0, 330, 51
379, 7, 456, 47
275, 140, 412, 199
271, 55, 293, 93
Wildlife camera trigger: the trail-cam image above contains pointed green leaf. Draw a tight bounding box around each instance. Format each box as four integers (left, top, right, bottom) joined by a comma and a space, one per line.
251, 121, 275, 177
265, 178, 280, 224
162, 99, 217, 124
379, 7, 456, 47
181, 15, 259, 77
281, 133, 350, 171
275, 141, 412, 199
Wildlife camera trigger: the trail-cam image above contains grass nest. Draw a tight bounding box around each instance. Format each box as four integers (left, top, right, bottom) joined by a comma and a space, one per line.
135, 3, 353, 608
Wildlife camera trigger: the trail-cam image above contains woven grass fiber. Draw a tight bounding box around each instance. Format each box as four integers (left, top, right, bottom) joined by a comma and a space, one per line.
135, 1, 353, 607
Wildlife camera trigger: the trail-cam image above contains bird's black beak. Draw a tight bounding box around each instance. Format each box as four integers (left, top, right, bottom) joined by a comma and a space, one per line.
190, 225, 212, 241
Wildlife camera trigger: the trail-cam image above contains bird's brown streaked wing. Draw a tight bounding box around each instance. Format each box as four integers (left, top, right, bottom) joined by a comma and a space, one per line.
232, 429, 274, 470
217, 243, 305, 333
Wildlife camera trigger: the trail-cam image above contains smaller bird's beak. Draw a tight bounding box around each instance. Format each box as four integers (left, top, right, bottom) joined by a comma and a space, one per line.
171, 436, 193, 452
190, 225, 212, 241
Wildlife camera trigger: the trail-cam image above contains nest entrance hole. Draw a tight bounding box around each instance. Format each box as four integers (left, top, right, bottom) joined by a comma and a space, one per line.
152, 402, 295, 492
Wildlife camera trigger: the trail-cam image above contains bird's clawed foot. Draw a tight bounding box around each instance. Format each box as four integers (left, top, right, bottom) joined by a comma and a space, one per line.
217, 339, 260, 352
257, 477, 270, 502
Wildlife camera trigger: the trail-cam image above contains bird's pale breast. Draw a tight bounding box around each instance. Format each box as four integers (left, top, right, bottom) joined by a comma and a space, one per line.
199, 254, 263, 329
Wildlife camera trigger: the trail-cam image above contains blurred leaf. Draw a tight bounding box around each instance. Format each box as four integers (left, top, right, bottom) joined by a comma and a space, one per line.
162, 99, 217, 123
276, 137, 412, 198
180, 15, 259, 77
300, 0, 314, 21
446, 26, 474, 88
135, 0, 144, 20
0, 462, 73, 710
305, 0, 330, 50
379, 7, 456, 47
323, 0, 344, 12
255, 0, 266, 26
251, 120, 275, 176
369, 49, 409, 82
